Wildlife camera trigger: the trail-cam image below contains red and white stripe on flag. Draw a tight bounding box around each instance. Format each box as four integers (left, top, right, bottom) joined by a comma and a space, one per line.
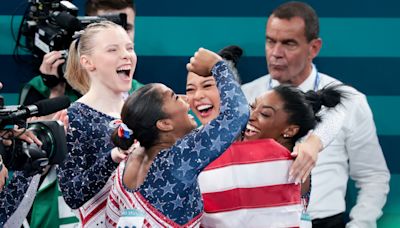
199, 139, 302, 228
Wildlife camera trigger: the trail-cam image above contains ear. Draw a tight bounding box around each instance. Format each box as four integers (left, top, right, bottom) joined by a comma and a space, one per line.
282, 125, 300, 138
156, 119, 174, 132
80, 55, 96, 72
309, 38, 322, 60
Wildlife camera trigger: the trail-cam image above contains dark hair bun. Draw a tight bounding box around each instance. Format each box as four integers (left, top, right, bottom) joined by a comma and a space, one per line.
218, 45, 243, 66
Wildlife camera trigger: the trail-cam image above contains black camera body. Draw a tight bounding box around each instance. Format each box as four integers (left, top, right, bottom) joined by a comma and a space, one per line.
0, 95, 69, 175
20, 0, 127, 78
1, 121, 67, 175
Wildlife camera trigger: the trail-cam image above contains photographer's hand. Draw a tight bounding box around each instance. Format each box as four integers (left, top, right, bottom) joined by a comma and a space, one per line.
0, 158, 8, 192
39, 51, 65, 77
40, 51, 67, 98
29, 109, 69, 133
1, 128, 42, 147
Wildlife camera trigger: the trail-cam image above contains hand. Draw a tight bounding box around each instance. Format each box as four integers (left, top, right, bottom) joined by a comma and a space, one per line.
39, 51, 65, 77
1, 128, 42, 147
52, 109, 69, 133
186, 48, 222, 76
289, 134, 322, 184
0, 165, 8, 192
111, 147, 129, 163
29, 109, 69, 133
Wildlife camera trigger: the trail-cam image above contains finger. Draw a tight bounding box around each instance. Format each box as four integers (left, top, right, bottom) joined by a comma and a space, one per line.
301, 164, 314, 184
52, 111, 61, 120
289, 152, 305, 175
2, 139, 12, 146
290, 151, 298, 158
52, 59, 65, 68
186, 63, 192, 72
118, 153, 128, 161
289, 160, 304, 184
18, 133, 34, 144
27, 132, 42, 146
290, 154, 308, 183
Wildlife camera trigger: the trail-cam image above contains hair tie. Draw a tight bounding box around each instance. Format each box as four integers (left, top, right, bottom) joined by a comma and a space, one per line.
109, 119, 133, 139
72, 30, 84, 50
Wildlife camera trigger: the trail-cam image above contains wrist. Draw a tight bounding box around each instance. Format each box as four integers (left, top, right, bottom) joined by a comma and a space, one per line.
307, 133, 323, 152
41, 74, 62, 88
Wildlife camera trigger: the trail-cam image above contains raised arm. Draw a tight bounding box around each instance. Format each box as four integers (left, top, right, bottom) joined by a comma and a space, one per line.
165, 48, 249, 175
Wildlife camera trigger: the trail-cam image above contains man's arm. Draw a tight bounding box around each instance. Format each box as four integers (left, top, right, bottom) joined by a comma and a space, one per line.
345, 95, 390, 228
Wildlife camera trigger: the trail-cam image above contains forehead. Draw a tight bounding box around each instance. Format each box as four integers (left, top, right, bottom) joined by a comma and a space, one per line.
266, 16, 306, 40
91, 27, 131, 44
156, 84, 173, 96
258, 90, 284, 107
186, 72, 215, 85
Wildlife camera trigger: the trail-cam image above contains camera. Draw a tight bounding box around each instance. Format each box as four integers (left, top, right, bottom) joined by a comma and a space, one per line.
18, 0, 127, 78
0, 121, 67, 176
0, 95, 70, 175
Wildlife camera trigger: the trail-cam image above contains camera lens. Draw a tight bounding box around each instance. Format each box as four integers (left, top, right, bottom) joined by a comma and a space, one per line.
27, 120, 67, 165
27, 122, 57, 160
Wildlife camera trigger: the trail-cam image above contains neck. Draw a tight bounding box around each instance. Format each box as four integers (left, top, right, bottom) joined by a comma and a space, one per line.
282, 141, 294, 151
277, 138, 295, 151
286, 64, 313, 87
78, 87, 125, 118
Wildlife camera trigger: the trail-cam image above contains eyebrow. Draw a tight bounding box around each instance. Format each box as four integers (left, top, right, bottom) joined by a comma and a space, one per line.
202, 78, 215, 83
187, 78, 215, 86
266, 35, 297, 44
261, 105, 276, 112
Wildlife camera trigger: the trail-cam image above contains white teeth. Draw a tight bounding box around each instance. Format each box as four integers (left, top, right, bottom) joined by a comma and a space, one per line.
117, 67, 131, 71
197, 104, 212, 111
246, 124, 260, 133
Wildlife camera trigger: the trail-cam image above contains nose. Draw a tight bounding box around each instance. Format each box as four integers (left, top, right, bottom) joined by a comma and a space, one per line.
270, 43, 284, 58
248, 109, 258, 121
193, 89, 206, 100
178, 94, 189, 103
121, 48, 132, 59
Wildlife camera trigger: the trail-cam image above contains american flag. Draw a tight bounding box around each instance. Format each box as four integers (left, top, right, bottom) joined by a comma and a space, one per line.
199, 139, 302, 227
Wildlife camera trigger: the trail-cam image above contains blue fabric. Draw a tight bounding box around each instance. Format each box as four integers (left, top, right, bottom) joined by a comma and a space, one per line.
57, 102, 118, 209
0, 171, 34, 225
129, 61, 249, 225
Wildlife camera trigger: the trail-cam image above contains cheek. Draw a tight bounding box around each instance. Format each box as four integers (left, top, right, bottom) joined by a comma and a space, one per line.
131, 52, 138, 64
187, 95, 195, 110
259, 120, 278, 138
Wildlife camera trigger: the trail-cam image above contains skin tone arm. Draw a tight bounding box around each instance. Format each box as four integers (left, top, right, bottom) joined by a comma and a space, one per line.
290, 133, 322, 184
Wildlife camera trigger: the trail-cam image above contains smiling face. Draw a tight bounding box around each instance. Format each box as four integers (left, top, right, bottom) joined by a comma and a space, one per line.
157, 84, 198, 138
186, 72, 220, 125
244, 90, 290, 142
81, 25, 137, 94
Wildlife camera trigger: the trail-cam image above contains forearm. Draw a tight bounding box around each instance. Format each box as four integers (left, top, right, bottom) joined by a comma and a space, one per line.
312, 106, 346, 149
347, 174, 390, 228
